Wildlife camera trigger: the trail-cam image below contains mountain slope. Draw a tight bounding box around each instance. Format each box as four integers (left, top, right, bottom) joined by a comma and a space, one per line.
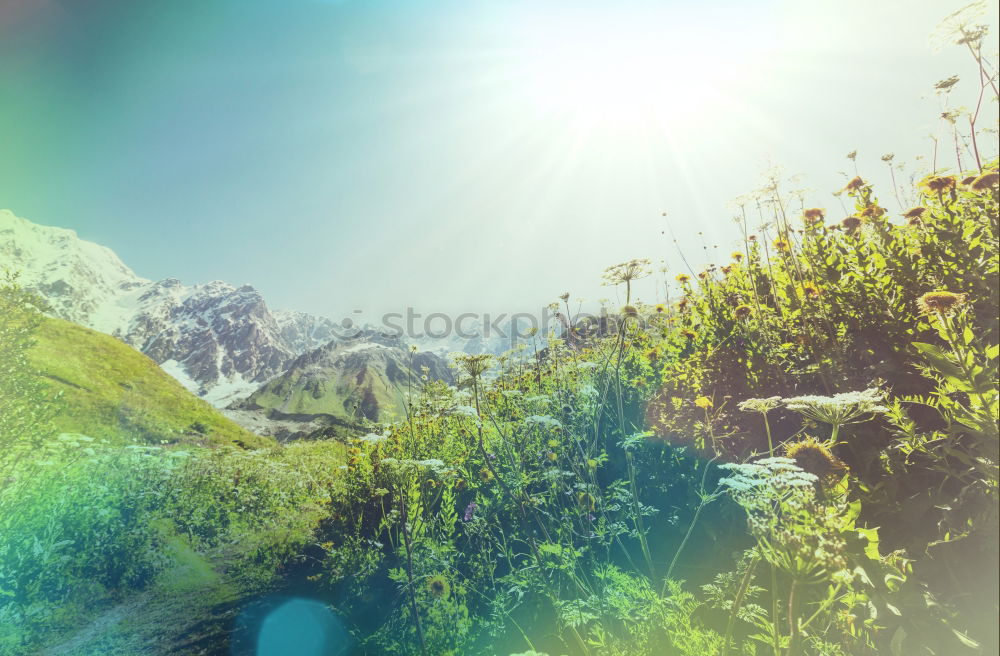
116, 278, 299, 407
243, 332, 453, 423
0, 209, 148, 330
28, 316, 270, 448
2, 210, 339, 405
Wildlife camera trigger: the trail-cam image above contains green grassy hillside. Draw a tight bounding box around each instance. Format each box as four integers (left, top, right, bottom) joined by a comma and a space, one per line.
247, 338, 451, 423
28, 317, 270, 448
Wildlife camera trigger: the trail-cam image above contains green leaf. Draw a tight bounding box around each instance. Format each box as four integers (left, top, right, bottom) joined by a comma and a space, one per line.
952, 628, 981, 649
857, 527, 881, 560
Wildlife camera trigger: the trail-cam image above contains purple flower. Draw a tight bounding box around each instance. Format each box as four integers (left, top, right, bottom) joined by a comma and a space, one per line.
463, 501, 478, 522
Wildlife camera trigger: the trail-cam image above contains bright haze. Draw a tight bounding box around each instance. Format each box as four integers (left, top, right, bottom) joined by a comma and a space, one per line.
1, 0, 997, 320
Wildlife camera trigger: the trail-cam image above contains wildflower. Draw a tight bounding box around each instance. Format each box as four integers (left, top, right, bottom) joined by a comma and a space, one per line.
559, 292, 570, 301
738, 396, 782, 414
463, 501, 478, 521
416, 458, 447, 472
801, 282, 821, 298
773, 238, 791, 252
621, 305, 639, 318
676, 273, 690, 283
748, 234, 757, 241
576, 492, 596, 511
525, 415, 562, 429
455, 353, 493, 379
698, 271, 708, 279
681, 329, 697, 340
961, 175, 978, 186
902, 206, 926, 220
860, 204, 885, 219
426, 574, 450, 599
785, 436, 848, 487
479, 467, 494, 482
721, 265, 733, 275
654, 303, 666, 313
678, 298, 689, 311
917, 290, 966, 316
803, 208, 824, 224
359, 433, 388, 445
971, 172, 999, 191
841, 216, 862, 232
719, 457, 818, 496
451, 405, 479, 419
923, 175, 956, 193
694, 396, 713, 410
844, 176, 866, 192
602, 258, 652, 287
546, 451, 558, 462
783, 388, 888, 430
731, 251, 744, 261
455, 478, 467, 491
734, 304, 753, 319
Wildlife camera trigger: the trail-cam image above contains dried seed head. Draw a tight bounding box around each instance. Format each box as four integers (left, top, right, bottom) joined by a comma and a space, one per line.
918, 291, 967, 316
971, 172, 999, 191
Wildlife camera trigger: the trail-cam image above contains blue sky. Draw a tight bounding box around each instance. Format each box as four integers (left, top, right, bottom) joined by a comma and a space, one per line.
1, 0, 997, 320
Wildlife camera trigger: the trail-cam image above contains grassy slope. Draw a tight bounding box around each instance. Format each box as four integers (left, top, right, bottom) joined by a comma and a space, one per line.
28, 317, 270, 448
250, 367, 405, 421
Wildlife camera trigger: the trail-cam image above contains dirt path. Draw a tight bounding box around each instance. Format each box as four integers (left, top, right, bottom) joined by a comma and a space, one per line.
36, 583, 248, 656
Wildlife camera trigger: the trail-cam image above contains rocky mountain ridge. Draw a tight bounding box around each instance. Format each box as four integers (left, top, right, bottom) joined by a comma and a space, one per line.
1, 210, 339, 406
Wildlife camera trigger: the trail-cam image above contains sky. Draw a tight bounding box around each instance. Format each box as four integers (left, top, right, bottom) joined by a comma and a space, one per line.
1, 0, 997, 322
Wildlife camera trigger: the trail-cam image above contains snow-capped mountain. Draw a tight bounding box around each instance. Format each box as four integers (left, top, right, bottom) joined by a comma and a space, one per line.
117, 278, 306, 406
408, 315, 547, 357
1, 210, 338, 406
273, 309, 344, 355
0, 209, 148, 330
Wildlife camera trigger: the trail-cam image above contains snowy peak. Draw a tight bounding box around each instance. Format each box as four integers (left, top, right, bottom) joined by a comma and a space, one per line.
273, 309, 343, 355
0, 209, 148, 330
118, 277, 294, 406
2, 210, 340, 407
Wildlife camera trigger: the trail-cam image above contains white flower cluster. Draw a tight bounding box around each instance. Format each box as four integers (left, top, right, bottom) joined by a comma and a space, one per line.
359, 433, 388, 445
719, 457, 818, 497
524, 415, 562, 429
736, 396, 782, 414
450, 405, 480, 418
738, 388, 887, 427
783, 388, 887, 427
379, 457, 449, 474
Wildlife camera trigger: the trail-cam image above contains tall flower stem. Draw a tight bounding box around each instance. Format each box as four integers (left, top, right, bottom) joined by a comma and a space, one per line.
787, 579, 800, 656
722, 554, 761, 656
662, 457, 717, 594
398, 492, 427, 656
771, 566, 782, 656
763, 412, 775, 457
